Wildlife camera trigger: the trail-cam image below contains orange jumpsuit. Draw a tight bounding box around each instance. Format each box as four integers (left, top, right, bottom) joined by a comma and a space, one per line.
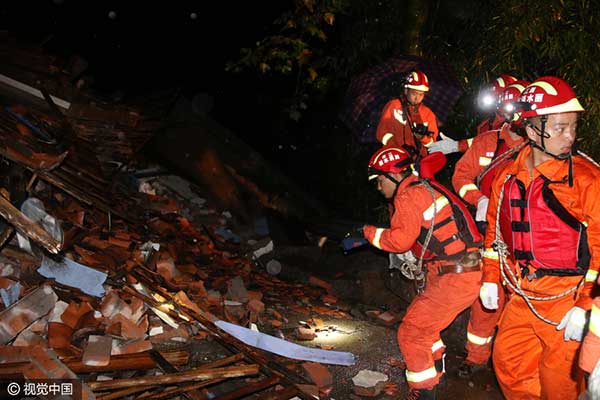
375, 99, 439, 158
363, 174, 481, 390
482, 145, 600, 399
451, 124, 523, 366
580, 295, 600, 373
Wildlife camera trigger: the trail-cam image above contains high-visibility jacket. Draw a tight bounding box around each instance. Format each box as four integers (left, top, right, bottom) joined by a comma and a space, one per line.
375, 99, 439, 158
498, 174, 590, 277
477, 113, 505, 136
483, 144, 600, 312
363, 174, 481, 258
452, 124, 523, 207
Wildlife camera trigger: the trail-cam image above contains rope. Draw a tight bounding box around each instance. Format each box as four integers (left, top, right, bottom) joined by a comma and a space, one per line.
493, 174, 583, 326
399, 179, 437, 293
577, 149, 600, 168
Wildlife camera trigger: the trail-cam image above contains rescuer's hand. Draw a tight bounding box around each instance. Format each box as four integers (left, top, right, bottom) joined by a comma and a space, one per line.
427, 132, 459, 155
588, 357, 600, 400
476, 196, 489, 222
557, 306, 587, 341
479, 282, 499, 310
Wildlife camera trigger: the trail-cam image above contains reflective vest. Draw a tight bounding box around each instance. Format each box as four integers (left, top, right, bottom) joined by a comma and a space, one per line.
499, 175, 590, 277
409, 180, 483, 261
476, 131, 513, 198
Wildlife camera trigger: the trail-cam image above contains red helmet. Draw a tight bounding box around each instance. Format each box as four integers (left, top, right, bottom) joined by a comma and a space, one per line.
498, 80, 530, 122
518, 76, 584, 119
499, 80, 530, 107
491, 74, 518, 94
368, 146, 413, 180
479, 74, 518, 109
405, 70, 430, 92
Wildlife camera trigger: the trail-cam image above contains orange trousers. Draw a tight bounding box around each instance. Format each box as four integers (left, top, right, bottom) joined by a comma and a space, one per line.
465, 286, 506, 365
398, 263, 481, 389
493, 278, 585, 400
580, 297, 600, 373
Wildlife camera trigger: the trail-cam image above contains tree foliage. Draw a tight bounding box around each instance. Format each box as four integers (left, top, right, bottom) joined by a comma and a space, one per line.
225, 0, 600, 218
426, 0, 600, 157
226, 0, 349, 121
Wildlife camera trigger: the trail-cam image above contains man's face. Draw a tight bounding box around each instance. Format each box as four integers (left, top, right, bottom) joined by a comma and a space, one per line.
527, 112, 578, 157
405, 88, 426, 106
376, 174, 398, 199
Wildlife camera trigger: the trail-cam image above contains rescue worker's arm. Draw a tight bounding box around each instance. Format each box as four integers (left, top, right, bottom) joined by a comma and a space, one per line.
451, 136, 488, 207
575, 177, 600, 310
457, 138, 474, 153
363, 190, 422, 253
375, 99, 403, 145
480, 173, 502, 285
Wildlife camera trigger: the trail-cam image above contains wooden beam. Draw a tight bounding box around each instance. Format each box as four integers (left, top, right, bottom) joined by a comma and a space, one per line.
89, 365, 259, 391
0, 194, 61, 254
62, 349, 189, 374
211, 376, 280, 400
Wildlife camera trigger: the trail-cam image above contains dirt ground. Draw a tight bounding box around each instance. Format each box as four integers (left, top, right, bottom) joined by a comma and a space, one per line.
181, 239, 505, 399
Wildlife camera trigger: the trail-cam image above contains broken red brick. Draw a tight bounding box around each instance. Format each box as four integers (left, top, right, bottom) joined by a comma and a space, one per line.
82, 335, 112, 367
247, 290, 263, 302
296, 326, 316, 340
247, 299, 265, 314
308, 276, 332, 292
302, 362, 333, 388
271, 320, 283, 328
47, 322, 74, 349
321, 294, 338, 304
377, 311, 401, 326
60, 301, 94, 329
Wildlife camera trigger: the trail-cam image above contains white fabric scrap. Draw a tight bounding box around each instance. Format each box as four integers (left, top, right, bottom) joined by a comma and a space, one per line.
215, 320, 355, 366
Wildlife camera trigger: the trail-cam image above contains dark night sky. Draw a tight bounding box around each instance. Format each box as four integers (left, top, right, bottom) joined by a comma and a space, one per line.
3, 1, 290, 96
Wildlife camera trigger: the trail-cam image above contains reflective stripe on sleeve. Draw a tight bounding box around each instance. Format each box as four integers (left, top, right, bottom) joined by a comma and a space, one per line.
483, 247, 499, 260
459, 183, 479, 198
467, 331, 493, 345
590, 304, 600, 337
467, 138, 474, 148
585, 269, 598, 283
382, 133, 394, 145
406, 366, 438, 383
431, 339, 445, 353
479, 156, 492, 167
423, 197, 449, 220
372, 228, 384, 249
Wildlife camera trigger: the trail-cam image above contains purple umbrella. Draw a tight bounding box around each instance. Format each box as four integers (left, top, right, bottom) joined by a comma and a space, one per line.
339, 55, 463, 144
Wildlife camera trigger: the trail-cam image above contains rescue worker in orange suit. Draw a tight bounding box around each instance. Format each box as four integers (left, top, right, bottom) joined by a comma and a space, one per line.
375, 70, 439, 159
362, 146, 483, 399
450, 80, 529, 379
479, 76, 600, 399
580, 290, 600, 399
428, 74, 518, 155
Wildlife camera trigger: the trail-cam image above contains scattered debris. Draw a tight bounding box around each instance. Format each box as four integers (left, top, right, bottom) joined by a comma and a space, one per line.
352, 369, 389, 397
